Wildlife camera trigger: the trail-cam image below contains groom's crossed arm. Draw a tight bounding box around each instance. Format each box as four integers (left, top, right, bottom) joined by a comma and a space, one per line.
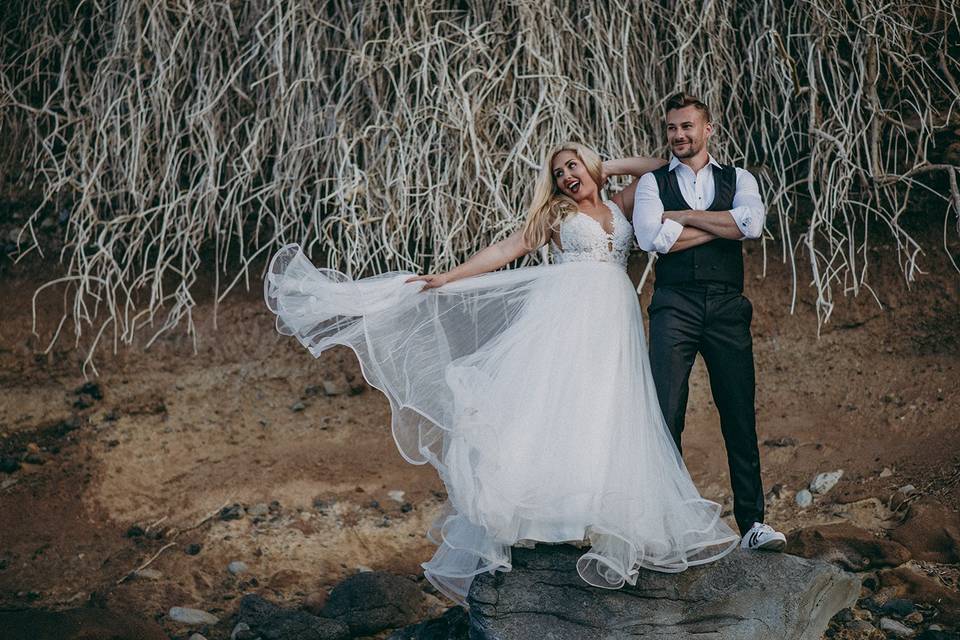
632, 170, 766, 254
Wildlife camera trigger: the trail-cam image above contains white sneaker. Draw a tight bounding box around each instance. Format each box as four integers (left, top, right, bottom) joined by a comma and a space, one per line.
740, 522, 786, 551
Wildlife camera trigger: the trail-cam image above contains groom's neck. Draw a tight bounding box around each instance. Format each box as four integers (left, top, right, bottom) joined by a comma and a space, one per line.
678, 149, 710, 174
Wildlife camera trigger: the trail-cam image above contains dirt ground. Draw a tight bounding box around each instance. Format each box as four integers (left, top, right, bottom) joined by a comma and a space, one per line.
0, 228, 958, 638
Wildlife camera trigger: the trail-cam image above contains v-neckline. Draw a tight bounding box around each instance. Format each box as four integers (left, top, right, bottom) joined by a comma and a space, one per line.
575, 201, 617, 236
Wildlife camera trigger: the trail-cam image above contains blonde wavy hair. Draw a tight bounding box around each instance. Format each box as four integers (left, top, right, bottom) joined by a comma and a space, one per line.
521, 142, 606, 249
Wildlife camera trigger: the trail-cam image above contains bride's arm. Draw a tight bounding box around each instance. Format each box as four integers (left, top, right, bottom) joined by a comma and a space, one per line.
405, 229, 537, 289
603, 157, 668, 178
603, 156, 669, 219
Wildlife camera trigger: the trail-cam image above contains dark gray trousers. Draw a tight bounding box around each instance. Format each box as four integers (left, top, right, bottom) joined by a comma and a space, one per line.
648, 282, 764, 535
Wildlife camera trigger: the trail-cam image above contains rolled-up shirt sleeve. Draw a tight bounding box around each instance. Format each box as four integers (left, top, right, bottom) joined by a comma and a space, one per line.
730, 168, 766, 240
632, 173, 683, 254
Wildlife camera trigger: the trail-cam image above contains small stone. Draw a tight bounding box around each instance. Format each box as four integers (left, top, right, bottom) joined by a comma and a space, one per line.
247, 503, 269, 517
322, 380, 342, 396
168, 606, 219, 625
290, 401, 306, 412
74, 381, 103, 400
387, 490, 406, 503
303, 590, 328, 615
185, 543, 202, 555
898, 484, 916, 495
227, 561, 249, 575
847, 620, 876, 633
219, 504, 244, 520
134, 569, 162, 580
879, 617, 915, 637
230, 622, 252, 640
125, 525, 145, 538
188, 634, 208, 640
0, 457, 21, 473
881, 598, 915, 616
810, 470, 844, 494
795, 489, 813, 507
879, 467, 894, 478
356, 565, 373, 573
401, 502, 413, 513
762, 437, 798, 447
23, 453, 44, 465
904, 612, 923, 624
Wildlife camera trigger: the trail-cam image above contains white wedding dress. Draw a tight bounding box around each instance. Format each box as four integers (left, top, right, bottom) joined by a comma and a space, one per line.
264, 200, 739, 604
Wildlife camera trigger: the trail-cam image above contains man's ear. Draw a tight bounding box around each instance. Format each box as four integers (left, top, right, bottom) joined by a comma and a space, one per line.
704, 121, 714, 138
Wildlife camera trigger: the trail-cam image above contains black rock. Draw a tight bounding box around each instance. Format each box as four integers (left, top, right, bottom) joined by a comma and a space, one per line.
125, 525, 145, 538
23, 453, 44, 465
387, 606, 469, 640
916, 630, 958, 640
185, 543, 202, 555
401, 503, 413, 513
237, 594, 349, 640
75, 382, 103, 400
219, 504, 244, 520
322, 572, 425, 636
880, 598, 915, 617
0, 457, 21, 473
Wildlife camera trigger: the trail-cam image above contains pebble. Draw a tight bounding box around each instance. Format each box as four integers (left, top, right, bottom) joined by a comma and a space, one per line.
904, 612, 923, 624
188, 635, 207, 640
134, 569, 162, 580
290, 401, 306, 412
322, 380, 342, 396
247, 503, 269, 517
303, 590, 328, 615
219, 504, 244, 521
227, 561, 248, 575
230, 622, 252, 640
795, 489, 813, 507
898, 484, 917, 495
879, 467, 894, 478
847, 620, 875, 633
356, 565, 373, 573
387, 490, 406, 503
881, 598, 915, 616
810, 470, 843, 494
169, 606, 219, 624
185, 543, 202, 555
880, 617, 916, 637
23, 453, 44, 465
0, 457, 21, 473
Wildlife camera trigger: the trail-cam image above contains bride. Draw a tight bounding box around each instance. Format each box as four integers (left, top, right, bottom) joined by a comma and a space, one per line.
264, 142, 740, 604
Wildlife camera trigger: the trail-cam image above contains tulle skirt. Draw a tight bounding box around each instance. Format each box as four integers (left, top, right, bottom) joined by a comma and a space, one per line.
264, 244, 739, 604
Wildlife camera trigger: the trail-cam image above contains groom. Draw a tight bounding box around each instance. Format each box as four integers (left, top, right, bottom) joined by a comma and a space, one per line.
632, 93, 786, 551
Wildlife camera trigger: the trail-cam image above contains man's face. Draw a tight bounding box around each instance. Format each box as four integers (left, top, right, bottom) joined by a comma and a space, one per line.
666, 105, 712, 159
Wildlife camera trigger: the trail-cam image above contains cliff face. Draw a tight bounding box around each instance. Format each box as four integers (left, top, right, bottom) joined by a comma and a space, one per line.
466, 545, 860, 640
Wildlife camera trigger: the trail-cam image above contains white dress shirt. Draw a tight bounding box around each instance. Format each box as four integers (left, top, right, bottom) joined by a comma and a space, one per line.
632, 155, 766, 254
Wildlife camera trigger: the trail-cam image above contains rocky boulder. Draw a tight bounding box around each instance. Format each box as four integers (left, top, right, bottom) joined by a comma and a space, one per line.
786, 522, 911, 570
466, 544, 859, 640
322, 571, 426, 636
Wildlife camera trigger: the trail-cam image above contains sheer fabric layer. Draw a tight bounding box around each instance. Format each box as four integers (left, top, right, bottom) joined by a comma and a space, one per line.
264, 243, 738, 604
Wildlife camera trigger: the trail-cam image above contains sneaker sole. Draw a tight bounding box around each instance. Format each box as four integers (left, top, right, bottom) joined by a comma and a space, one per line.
754, 537, 786, 551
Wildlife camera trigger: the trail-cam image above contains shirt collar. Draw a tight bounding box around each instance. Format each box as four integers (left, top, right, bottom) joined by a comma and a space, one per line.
669, 154, 722, 172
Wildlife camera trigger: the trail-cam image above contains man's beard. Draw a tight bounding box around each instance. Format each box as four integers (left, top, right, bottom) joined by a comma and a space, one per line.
672, 141, 700, 158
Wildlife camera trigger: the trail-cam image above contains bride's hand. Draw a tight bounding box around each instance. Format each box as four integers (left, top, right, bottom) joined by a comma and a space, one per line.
405, 272, 452, 289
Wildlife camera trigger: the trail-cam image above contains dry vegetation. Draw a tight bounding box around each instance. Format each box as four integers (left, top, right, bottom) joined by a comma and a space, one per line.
0, 0, 958, 372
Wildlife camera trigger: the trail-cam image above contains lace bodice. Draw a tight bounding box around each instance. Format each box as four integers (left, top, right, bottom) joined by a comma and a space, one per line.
550, 200, 633, 268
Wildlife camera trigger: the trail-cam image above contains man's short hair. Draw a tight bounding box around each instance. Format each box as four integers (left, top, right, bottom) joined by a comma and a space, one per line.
665, 93, 712, 123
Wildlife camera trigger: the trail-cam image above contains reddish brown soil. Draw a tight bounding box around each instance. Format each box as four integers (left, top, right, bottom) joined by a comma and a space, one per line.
0, 233, 957, 638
